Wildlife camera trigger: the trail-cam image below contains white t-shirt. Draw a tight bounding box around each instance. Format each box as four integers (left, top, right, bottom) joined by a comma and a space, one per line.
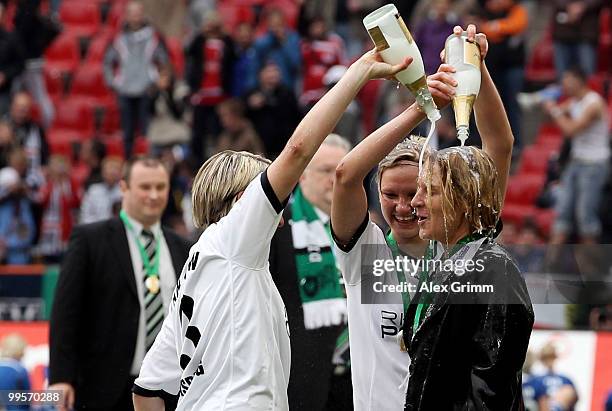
134, 171, 291, 410
333, 217, 415, 411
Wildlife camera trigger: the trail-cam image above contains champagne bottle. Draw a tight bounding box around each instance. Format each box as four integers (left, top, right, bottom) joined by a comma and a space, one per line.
444, 32, 481, 146
363, 4, 440, 122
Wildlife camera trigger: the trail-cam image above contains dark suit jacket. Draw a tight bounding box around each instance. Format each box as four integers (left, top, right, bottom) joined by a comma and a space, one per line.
49, 218, 191, 409
269, 208, 342, 411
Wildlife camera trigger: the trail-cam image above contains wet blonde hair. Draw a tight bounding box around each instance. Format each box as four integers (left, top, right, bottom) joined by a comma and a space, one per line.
192, 150, 271, 228
423, 146, 502, 236
376, 136, 424, 190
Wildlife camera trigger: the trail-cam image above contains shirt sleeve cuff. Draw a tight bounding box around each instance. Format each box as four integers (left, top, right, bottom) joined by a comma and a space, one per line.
261, 169, 289, 214
331, 213, 369, 253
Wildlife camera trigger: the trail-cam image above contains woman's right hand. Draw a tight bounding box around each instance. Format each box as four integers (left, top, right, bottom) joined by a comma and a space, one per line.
354, 48, 413, 81
427, 64, 458, 109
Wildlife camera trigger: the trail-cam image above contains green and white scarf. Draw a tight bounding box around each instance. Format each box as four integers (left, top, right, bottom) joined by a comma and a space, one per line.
290, 186, 345, 330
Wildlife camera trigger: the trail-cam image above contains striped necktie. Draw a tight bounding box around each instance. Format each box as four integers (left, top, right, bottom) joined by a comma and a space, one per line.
141, 229, 164, 351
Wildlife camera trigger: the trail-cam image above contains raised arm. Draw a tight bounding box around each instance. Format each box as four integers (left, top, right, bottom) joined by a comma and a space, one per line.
332, 67, 457, 244
458, 25, 514, 198
266, 50, 411, 203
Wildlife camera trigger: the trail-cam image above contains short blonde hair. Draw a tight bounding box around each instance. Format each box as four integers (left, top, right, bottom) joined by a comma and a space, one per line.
376, 136, 423, 189
192, 151, 271, 228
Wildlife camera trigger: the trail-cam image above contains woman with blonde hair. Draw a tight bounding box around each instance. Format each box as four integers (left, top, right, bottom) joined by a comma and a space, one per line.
331, 25, 515, 410
132, 49, 411, 410
405, 144, 534, 409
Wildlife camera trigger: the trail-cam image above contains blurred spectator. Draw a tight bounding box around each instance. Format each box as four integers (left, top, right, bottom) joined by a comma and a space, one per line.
185, 10, 234, 162
37, 155, 81, 262
322, 65, 361, 145
300, 15, 345, 107
475, 0, 528, 150
0, 166, 35, 264
552, 0, 603, 77
148, 65, 190, 150
298, 0, 339, 35
498, 220, 519, 245
414, 0, 461, 75
544, 68, 610, 245
79, 156, 123, 224
230, 22, 258, 97
512, 220, 546, 273
246, 62, 301, 158
0, 333, 31, 396
80, 139, 107, 189
0, 3, 25, 117
0, 120, 17, 168
13, 0, 59, 127
534, 343, 579, 411
215, 98, 264, 154
522, 351, 543, 411
607, 389, 612, 411
590, 304, 612, 331
7, 148, 43, 235
6, 92, 48, 190
103, 0, 168, 158
253, 8, 302, 90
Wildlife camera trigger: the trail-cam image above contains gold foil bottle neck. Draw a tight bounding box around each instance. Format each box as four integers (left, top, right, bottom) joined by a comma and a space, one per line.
405, 75, 427, 95
453, 94, 476, 129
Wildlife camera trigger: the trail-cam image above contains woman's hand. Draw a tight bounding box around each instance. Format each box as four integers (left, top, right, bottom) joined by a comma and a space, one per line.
354, 48, 413, 81
440, 24, 489, 62
427, 64, 457, 109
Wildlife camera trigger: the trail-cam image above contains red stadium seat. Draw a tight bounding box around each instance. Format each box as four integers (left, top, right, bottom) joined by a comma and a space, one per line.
59, 1, 101, 38
525, 28, 557, 84
597, 8, 611, 73
85, 34, 112, 64
44, 34, 81, 75
501, 204, 537, 228
101, 104, 121, 134
69, 64, 115, 110
218, 3, 256, 32
518, 146, 556, 176
505, 174, 546, 206
534, 209, 557, 237
51, 99, 95, 135
44, 68, 64, 101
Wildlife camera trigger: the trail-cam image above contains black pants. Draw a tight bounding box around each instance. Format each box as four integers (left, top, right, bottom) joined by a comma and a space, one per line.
191, 104, 220, 164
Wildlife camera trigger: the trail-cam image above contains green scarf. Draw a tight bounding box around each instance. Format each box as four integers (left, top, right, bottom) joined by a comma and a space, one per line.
290, 186, 344, 304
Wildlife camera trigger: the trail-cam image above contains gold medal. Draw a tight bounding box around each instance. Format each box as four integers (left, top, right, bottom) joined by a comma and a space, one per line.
145, 275, 160, 294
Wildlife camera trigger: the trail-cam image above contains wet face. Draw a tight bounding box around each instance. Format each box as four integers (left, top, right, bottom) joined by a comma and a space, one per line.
300, 144, 347, 215
412, 163, 466, 243
10, 94, 32, 125
120, 162, 169, 227
379, 164, 419, 243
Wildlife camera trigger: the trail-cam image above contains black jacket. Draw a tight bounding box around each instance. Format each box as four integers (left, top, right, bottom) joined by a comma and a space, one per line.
402, 241, 534, 411
184, 33, 235, 96
269, 207, 343, 411
49, 218, 191, 409
0, 28, 24, 93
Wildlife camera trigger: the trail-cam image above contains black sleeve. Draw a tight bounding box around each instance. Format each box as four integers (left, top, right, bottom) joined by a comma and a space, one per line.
185, 35, 203, 92
261, 169, 289, 214
221, 36, 236, 95
330, 212, 369, 253
133, 385, 178, 411
49, 226, 90, 384
38, 126, 49, 166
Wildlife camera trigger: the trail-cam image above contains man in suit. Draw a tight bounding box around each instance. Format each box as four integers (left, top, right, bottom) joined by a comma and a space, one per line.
49, 156, 191, 411
269, 134, 353, 410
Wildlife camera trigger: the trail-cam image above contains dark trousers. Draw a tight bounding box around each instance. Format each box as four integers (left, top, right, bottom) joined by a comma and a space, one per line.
77, 376, 136, 411
119, 95, 150, 159
191, 104, 220, 164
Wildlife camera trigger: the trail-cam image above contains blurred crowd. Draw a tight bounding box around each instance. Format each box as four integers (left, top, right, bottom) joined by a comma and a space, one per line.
0, 0, 610, 320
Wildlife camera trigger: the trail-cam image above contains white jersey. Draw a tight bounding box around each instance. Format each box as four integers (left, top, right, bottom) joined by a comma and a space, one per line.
135, 171, 291, 410
333, 218, 414, 411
